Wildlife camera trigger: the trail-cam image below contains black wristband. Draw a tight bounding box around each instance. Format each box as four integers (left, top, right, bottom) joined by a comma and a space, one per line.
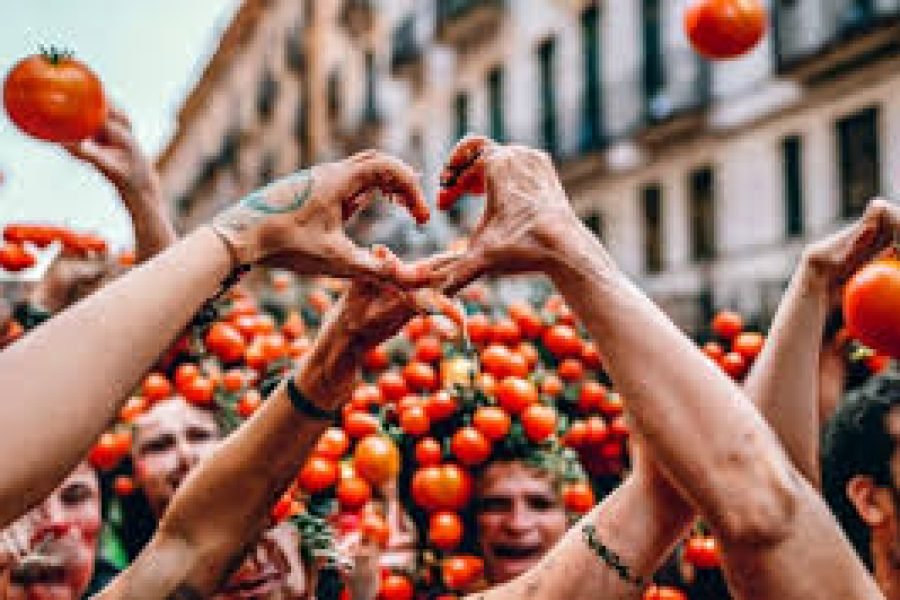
286, 377, 340, 422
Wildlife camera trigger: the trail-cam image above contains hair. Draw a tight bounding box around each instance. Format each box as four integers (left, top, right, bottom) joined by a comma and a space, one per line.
821, 370, 900, 570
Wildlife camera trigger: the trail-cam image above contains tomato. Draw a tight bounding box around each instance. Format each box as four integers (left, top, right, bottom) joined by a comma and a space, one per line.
404, 315, 430, 341
412, 464, 473, 512
354, 435, 401, 486
585, 415, 609, 445
581, 341, 603, 370
558, 358, 585, 382
643, 585, 688, 600
563, 420, 588, 448
415, 437, 443, 466
181, 376, 215, 407
515, 342, 539, 371
228, 297, 258, 319
442, 555, 483, 591
174, 363, 200, 393
119, 395, 148, 423
271, 493, 297, 522
702, 341, 725, 362
378, 371, 409, 402
844, 258, 900, 358
397, 394, 424, 415
600, 440, 624, 460
465, 313, 491, 345
379, 573, 414, 600
477, 373, 497, 397
351, 384, 383, 410
480, 344, 514, 378
3, 50, 107, 142
364, 344, 391, 371
711, 310, 744, 340
496, 377, 538, 415
508, 301, 544, 339
451, 426, 492, 466
281, 310, 305, 339
315, 427, 350, 459
543, 324, 583, 358
473, 406, 511, 441
415, 335, 444, 363
88, 431, 128, 471
141, 372, 173, 404
429, 511, 464, 551
337, 476, 372, 511
599, 392, 624, 418
0, 243, 36, 272
866, 352, 892, 374
490, 317, 521, 346
540, 373, 564, 398
403, 361, 438, 392
399, 405, 431, 436
427, 390, 457, 422
113, 475, 136, 497
222, 369, 246, 393
237, 390, 262, 418
361, 511, 390, 547
521, 404, 558, 442
260, 333, 288, 362
578, 380, 606, 413
732, 331, 764, 361
441, 356, 476, 389
298, 456, 339, 493
562, 481, 595, 513
684, 535, 721, 569
719, 351, 747, 380
343, 411, 380, 439
205, 322, 246, 363
684, 0, 767, 60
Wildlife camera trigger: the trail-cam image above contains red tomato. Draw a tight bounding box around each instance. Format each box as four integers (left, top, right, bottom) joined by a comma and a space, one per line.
516, 342, 539, 371
119, 395, 147, 423
281, 310, 305, 339
361, 512, 390, 547
563, 420, 588, 448
581, 341, 603, 370
0, 243, 36, 272
182, 376, 215, 407
496, 377, 538, 415
404, 315, 430, 341
363, 344, 391, 370
411, 464, 473, 512
508, 301, 544, 339
4, 50, 107, 142
403, 361, 438, 392
543, 324, 583, 358
113, 475, 136, 497
415, 335, 444, 363
237, 389, 262, 418
399, 404, 431, 436
222, 369, 246, 392
684, 535, 722, 569
490, 317, 521, 346
711, 310, 744, 340
353, 435, 401, 486
378, 371, 409, 402
520, 404, 558, 442
473, 406, 512, 441
562, 481, 595, 513
337, 476, 372, 511
844, 258, 900, 358
429, 511, 464, 551
643, 585, 688, 600
314, 427, 350, 459
608, 414, 630, 439
426, 390, 457, 422
174, 363, 201, 393
702, 341, 725, 362
205, 322, 246, 363
541, 373, 564, 398
599, 392, 625, 418
480, 344, 515, 378
351, 383, 383, 410
442, 555, 483, 591
866, 352, 892, 374
719, 351, 748, 380
88, 431, 128, 471
558, 358, 585, 382
578, 381, 607, 413
298, 456, 338, 493
585, 416, 609, 445
451, 427, 492, 466
415, 437, 443, 466
379, 573, 414, 600
142, 372, 173, 404
685, 0, 767, 60
343, 411, 380, 439
465, 313, 491, 345
732, 331, 764, 361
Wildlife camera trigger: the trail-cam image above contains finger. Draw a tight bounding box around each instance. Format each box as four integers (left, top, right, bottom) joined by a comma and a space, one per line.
64, 140, 118, 177
345, 153, 430, 225
106, 104, 132, 129
398, 250, 467, 288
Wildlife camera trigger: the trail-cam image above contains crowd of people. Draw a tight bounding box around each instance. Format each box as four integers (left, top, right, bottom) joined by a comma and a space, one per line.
1, 103, 899, 600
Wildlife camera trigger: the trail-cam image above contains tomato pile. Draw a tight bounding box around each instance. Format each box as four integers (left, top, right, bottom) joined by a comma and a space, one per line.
701, 310, 765, 381
0, 223, 111, 273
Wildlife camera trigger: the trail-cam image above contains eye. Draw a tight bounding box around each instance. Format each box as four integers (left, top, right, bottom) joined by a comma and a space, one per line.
477, 497, 512, 513
60, 483, 94, 506
526, 495, 558, 512
140, 434, 175, 455
186, 426, 216, 443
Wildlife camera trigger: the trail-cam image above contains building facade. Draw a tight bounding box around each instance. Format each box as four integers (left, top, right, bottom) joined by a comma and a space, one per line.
157, 0, 900, 333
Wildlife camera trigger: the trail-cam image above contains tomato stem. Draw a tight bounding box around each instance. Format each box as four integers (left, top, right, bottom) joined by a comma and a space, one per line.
39, 45, 74, 65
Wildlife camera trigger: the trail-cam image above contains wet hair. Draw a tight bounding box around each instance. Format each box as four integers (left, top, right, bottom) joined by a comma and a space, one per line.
821, 371, 900, 570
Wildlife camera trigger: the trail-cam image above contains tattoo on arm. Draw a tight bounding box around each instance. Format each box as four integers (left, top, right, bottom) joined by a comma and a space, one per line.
214, 169, 315, 235
581, 524, 646, 588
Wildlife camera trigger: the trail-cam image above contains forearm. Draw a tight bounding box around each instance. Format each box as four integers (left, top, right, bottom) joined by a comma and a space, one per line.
478, 463, 693, 600
548, 224, 796, 531
0, 227, 231, 526
122, 183, 178, 262
743, 257, 829, 486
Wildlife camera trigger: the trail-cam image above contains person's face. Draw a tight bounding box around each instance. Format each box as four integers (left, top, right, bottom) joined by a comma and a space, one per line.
131, 397, 220, 516
475, 461, 567, 585
214, 523, 307, 600
5, 462, 100, 600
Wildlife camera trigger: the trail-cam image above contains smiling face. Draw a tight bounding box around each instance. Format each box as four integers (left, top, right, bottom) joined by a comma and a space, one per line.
131, 397, 221, 516
474, 460, 568, 585
4, 462, 101, 600
215, 523, 308, 600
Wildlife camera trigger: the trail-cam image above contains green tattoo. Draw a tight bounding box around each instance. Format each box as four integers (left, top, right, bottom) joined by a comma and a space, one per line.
242, 169, 313, 214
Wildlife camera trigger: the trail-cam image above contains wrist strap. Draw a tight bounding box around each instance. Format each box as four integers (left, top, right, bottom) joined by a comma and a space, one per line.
286, 377, 340, 422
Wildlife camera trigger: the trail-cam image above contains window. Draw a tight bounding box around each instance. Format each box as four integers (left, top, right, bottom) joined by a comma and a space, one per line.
837, 107, 880, 219
256, 69, 278, 120
363, 51, 378, 121
487, 66, 506, 142
454, 91, 470, 141
580, 3, 603, 150
537, 37, 559, 156
782, 135, 804, 237
642, 184, 664, 273
327, 70, 342, 121
582, 211, 604, 241
641, 0, 665, 107
689, 167, 716, 262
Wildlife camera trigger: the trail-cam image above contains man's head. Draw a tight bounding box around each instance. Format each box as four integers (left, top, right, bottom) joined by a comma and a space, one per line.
214, 523, 308, 600
4, 461, 101, 600
473, 459, 568, 584
822, 371, 900, 571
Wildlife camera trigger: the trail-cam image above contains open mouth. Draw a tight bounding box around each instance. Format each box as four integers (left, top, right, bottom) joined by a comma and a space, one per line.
11, 553, 68, 585
491, 543, 543, 560
221, 567, 284, 598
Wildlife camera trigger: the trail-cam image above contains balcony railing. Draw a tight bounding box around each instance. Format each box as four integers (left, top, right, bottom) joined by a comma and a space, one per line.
435, 0, 505, 48
341, 0, 375, 37
772, 0, 900, 73
391, 15, 423, 77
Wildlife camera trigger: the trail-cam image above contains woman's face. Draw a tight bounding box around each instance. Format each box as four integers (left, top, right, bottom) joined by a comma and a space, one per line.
5, 462, 101, 600
215, 523, 308, 600
475, 461, 568, 585
131, 397, 221, 516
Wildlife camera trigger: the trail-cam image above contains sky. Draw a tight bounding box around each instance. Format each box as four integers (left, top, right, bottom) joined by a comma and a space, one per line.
0, 1, 240, 250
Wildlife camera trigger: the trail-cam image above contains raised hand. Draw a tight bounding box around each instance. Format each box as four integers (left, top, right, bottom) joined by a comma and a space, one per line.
212, 150, 431, 284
